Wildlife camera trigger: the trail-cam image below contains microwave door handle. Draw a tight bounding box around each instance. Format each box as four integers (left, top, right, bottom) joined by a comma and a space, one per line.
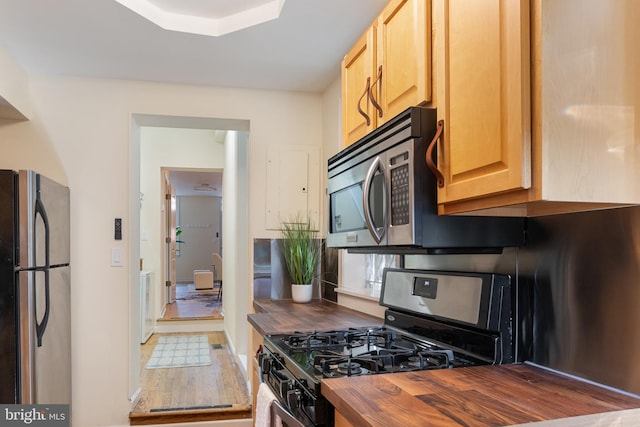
363, 156, 385, 244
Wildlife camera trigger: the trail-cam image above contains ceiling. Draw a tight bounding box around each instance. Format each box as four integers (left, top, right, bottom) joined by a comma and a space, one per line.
0, 0, 387, 92
170, 169, 223, 197
0, 0, 387, 197
167, 130, 226, 197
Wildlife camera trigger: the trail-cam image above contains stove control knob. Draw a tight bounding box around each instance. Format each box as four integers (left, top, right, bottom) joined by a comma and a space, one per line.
260, 355, 272, 373
287, 389, 302, 410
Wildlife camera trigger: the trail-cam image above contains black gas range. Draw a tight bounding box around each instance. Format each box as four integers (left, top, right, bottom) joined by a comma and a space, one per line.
258, 268, 514, 427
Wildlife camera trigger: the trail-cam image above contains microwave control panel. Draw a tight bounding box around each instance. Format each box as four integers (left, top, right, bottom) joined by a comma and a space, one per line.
390, 164, 410, 225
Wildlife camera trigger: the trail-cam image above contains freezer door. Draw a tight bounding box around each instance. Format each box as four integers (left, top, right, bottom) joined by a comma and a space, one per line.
19, 267, 71, 404
19, 170, 70, 268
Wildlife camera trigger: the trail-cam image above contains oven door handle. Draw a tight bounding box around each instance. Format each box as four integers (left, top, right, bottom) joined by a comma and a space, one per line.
271, 399, 306, 427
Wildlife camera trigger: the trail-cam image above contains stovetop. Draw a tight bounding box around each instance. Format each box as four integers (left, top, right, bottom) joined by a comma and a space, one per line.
258, 269, 514, 427
265, 323, 489, 382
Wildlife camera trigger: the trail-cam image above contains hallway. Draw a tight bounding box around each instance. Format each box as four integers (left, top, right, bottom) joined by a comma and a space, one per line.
130, 331, 251, 425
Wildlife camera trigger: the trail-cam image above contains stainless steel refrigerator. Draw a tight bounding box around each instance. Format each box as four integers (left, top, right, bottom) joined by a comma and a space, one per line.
0, 170, 71, 405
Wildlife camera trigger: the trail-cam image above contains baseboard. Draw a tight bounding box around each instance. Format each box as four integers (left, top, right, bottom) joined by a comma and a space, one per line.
224, 331, 249, 388
129, 408, 252, 426
120, 417, 253, 427
129, 386, 142, 408
224, 330, 236, 356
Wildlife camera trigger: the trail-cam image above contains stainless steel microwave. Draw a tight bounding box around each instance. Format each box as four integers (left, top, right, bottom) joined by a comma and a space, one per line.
327, 107, 525, 253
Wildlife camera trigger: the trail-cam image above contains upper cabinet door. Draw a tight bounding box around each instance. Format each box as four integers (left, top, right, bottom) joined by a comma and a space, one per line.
342, 27, 377, 148
377, 0, 432, 125
438, 0, 531, 204
342, 0, 433, 148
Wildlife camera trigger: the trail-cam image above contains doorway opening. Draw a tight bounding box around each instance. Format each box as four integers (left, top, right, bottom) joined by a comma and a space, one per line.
130, 114, 251, 424
161, 167, 224, 321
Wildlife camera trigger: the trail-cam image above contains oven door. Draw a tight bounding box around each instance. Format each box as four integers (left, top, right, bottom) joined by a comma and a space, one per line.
271, 399, 306, 427
258, 349, 324, 427
327, 152, 388, 248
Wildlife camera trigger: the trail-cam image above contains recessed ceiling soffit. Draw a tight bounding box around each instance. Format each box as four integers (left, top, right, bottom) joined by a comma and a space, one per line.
114, 0, 286, 37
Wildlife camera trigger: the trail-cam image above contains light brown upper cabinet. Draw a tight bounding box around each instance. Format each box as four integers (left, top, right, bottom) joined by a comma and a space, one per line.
435, 0, 531, 207
433, 0, 640, 216
342, 0, 432, 148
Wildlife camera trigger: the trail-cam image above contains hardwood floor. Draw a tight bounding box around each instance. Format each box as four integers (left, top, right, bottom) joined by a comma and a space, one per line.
130, 331, 251, 425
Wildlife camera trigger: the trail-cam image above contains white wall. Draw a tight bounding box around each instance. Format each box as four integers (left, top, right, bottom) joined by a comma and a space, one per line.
222, 131, 250, 363
175, 196, 222, 282
0, 73, 324, 426
140, 127, 225, 315
321, 76, 343, 236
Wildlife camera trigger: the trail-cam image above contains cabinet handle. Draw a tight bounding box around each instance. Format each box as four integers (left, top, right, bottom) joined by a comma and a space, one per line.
357, 77, 371, 126
369, 65, 383, 118
426, 120, 445, 188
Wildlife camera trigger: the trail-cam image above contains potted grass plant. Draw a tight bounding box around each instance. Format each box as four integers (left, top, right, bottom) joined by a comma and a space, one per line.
280, 215, 320, 303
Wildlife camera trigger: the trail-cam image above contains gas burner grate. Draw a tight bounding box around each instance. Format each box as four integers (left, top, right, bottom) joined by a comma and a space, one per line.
281, 327, 394, 353
283, 331, 349, 353
345, 328, 396, 350
393, 349, 455, 371
314, 353, 387, 377
313, 347, 456, 377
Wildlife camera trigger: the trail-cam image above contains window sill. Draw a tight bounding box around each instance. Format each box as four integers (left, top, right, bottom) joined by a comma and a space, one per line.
334, 287, 380, 302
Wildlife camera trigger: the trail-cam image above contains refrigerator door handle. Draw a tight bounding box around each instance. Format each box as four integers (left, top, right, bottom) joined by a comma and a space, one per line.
34, 177, 51, 347
34, 270, 50, 347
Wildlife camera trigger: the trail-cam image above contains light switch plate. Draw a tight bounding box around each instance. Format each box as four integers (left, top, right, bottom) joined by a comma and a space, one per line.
111, 247, 124, 267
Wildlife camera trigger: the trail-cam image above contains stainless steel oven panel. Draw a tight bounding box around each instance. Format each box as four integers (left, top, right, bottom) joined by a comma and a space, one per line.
380, 268, 512, 334
381, 269, 484, 326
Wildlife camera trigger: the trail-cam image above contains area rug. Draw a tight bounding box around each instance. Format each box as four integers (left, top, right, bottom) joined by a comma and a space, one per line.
179, 289, 221, 307
162, 283, 223, 320
145, 335, 212, 369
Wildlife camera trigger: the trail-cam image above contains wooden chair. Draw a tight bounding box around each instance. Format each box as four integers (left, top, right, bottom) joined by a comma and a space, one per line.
211, 252, 223, 300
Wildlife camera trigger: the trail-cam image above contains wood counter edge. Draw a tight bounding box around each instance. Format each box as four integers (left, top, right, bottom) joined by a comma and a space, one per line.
320, 363, 640, 427
248, 299, 382, 336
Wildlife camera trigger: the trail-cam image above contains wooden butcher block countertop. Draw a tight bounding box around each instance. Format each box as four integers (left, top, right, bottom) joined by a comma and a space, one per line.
248, 300, 640, 425
322, 363, 640, 427
248, 299, 382, 336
